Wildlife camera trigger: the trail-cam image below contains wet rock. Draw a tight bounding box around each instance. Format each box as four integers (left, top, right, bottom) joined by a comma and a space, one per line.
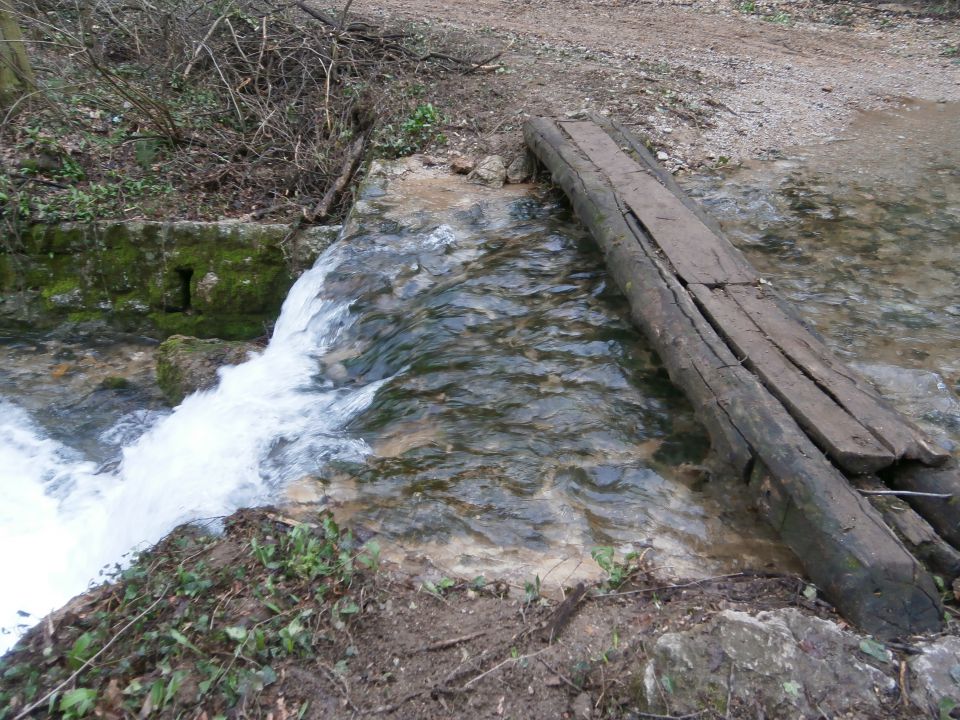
908, 636, 960, 715
641, 609, 895, 718
2, 221, 339, 339
450, 154, 475, 175
156, 334, 257, 405
471, 155, 507, 187
506, 153, 534, 184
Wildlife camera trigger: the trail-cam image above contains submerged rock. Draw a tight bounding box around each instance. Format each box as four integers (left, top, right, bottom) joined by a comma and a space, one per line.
156, 334, 258, 405
640, 608, 896, 718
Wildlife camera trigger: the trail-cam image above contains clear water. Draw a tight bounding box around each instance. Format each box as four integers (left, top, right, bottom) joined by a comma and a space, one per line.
685, 99, 960, 451
0, 166, 791, 653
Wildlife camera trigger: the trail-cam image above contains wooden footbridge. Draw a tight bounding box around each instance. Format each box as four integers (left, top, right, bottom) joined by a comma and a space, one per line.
525, 115, 960, 638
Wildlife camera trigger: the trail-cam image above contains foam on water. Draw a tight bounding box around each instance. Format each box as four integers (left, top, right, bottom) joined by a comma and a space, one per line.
0, 240, 388, 653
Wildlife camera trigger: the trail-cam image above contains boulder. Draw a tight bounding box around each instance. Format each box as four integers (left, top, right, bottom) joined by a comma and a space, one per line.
470, 155, 507, 187
640, 609, 896, 718
450, 154, 475, 175
156, 334, 257, 405
506, 153, 534, 184
908, 636, 960, 717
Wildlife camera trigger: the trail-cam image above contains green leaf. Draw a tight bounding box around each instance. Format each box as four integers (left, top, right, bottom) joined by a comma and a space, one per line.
940, 697, 958, 720
338, 600, 360, 615
660, 675, 674, 694
169, 628, 201, 654
802, 584, 817, 601
67, 632, 96, 670
782, 680, 801, 698
60, 688, 97, 716
859, 638, 891, 663
224, 626, 248, 643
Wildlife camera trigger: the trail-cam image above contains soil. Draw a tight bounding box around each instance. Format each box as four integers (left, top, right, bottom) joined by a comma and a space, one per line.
1, 508, 923, 720
366, 0, 960, 172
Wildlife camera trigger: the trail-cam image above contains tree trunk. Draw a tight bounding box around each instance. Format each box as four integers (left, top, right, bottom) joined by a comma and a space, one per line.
0, 1, 34, 104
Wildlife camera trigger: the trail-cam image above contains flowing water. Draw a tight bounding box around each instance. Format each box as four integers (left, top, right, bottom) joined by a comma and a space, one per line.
684, 99, 960, 452
5, 100, 957, 654
0, 161, 794, 653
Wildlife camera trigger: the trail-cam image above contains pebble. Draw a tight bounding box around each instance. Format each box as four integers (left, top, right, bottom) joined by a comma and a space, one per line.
656, 151, 670, 161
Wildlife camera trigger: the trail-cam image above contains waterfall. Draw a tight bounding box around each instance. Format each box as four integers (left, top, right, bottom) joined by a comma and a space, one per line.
0, 239, 389, 653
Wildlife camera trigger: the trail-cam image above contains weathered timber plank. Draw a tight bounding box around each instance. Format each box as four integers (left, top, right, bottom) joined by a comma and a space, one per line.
689, 284, 894, 474
885, 459, 960, 548
526, 117, 754, 476
727, 285, 950, 466
854, 475, 960, 582
587, 113, 728, 239
559, 120, 756, 287
525, 116, 943, 637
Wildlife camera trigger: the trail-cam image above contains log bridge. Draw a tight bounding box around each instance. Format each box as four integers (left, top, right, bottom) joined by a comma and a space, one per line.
525, 115, 960, 638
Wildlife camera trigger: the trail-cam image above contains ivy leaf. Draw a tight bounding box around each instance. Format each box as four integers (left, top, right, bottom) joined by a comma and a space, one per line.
858, 638, 891, 664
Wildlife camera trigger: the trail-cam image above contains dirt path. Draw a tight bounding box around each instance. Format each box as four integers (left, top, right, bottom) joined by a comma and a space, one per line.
358, 0, 960, 169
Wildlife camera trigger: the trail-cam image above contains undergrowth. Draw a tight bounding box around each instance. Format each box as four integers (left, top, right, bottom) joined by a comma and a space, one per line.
0, 510, 380, 719
0, 0, 489, 232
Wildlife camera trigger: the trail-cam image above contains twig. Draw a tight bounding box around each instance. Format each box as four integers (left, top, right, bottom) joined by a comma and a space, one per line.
462, 647, 549, 689
462, 51, 503, 75
860, 490, 952, 499
14, 587, 169, 720
417, 629, 488, 652
183, 8, 230, 79
537, 657, 581, 693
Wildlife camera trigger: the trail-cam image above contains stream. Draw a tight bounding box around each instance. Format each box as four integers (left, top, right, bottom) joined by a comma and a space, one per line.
2, 101, 959, 655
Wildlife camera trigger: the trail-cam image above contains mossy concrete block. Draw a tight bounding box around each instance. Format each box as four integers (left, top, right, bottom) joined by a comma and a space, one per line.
156, 334, 258, 405
0, 220, 339, 339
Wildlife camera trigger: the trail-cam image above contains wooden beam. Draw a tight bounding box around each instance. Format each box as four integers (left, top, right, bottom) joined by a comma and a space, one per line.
524, 116, 944, 637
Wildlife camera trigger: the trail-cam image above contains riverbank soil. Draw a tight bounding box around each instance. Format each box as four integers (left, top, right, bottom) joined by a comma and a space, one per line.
359, 0, 960, 172
0, 508, 942, 719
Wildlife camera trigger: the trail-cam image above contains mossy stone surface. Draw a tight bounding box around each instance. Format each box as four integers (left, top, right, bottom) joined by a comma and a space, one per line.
0, 220, 339, 339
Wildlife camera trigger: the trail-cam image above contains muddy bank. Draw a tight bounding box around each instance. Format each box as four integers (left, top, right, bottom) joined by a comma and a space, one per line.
1, 507, 958, 719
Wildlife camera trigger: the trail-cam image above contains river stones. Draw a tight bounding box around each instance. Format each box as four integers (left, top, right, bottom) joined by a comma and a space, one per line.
156, 334, 258, 405
639, 608, 897, 718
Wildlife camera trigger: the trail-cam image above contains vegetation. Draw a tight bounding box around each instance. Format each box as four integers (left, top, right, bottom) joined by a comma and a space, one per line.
0, 510, 380, 718
0, 0, 484, 234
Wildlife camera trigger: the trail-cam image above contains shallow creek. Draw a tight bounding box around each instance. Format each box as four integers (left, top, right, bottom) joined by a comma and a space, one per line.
0, 162, 791, 652
685, 99, 960, 452
2, 101, 958, 653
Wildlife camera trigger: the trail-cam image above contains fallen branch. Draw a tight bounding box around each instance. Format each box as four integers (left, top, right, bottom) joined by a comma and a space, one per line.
860, 490, 952, 499
304, 130, 369, 222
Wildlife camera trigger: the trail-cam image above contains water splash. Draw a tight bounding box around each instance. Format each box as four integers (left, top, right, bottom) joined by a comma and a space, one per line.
0, 241, 386, 652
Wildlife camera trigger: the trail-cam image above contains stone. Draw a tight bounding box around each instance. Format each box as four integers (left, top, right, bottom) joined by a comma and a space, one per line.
506, 153, 534, 184
908, 636, 960, 716
571, 692, 593, 719
156, 334, 258, 405
450, 154, 475, 175
2, 220, 338, 340
641, 609, 896, 718
470, 155, 507, 187
656, 151, 670, 161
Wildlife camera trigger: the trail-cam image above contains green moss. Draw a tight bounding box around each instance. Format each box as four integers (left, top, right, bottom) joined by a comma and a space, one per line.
9, 220, 303, 338
99, 376, 132, 390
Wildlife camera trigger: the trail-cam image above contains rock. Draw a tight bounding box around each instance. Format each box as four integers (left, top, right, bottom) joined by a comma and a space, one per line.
156, 334, 258, 405
908, 636, 960, 716
571, 692, 593, 719
450, 154, 475, 175
470, 155, 507, 187
506, 153, 534, 184
641, 609, 896, 718
656, 151, 670, 162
